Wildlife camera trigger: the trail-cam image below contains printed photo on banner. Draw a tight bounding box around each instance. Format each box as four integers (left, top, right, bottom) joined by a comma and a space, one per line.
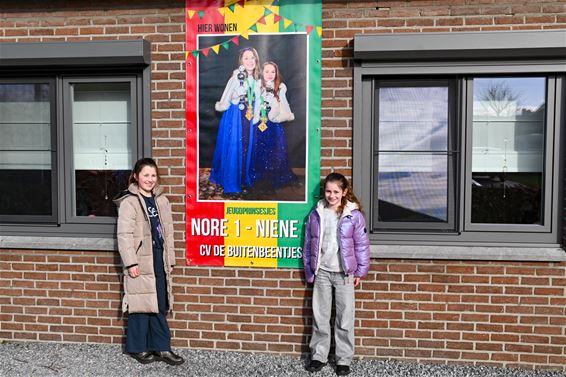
197, 33, 307, 203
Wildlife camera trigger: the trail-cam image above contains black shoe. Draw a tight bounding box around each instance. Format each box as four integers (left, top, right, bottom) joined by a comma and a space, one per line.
305, 359, 326, 372
130, 351, 156, 364
336, 365, 351, 376
153, 351, 185, 366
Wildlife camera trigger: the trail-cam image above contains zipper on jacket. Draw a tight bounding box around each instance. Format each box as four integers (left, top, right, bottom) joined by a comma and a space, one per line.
313, 210, 323, 275
136, 196, 150, 222
337, 214, 354, 275
153, 197, 169, 270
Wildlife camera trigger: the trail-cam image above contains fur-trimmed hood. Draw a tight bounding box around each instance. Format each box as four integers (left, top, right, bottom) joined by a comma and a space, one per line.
315, 199, 359, 218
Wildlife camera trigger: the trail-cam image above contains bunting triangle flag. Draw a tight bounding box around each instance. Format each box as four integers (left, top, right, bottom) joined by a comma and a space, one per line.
186, 6, 324, 62
271, 0, 279, 5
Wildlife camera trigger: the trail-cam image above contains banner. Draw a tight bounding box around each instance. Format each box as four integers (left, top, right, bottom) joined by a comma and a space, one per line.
185, 0, 321, 268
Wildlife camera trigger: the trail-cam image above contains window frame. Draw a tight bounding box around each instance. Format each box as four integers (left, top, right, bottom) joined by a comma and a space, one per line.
0, 77, 58, 224
0, 41, 151, 245
63, 76, 139, 225
353, 31, 566, 259
372, 78, 459, 232
463, 75, 555, 234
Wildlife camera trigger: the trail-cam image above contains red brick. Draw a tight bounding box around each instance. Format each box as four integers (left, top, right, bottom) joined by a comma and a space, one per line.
1, 3, 565, 371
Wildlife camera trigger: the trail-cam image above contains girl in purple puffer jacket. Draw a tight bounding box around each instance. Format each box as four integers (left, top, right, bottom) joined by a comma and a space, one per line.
303, 173, 370, 376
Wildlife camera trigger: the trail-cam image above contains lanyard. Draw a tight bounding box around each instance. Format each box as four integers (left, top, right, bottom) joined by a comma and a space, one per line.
259, 95, 266, 119
246, 78, 255, 105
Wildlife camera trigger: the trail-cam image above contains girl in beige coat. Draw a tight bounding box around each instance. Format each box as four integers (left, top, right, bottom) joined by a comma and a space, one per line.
114, 158, 184, 365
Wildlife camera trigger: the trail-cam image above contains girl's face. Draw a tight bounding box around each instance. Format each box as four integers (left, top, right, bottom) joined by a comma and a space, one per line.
324, 181, 347, 210
263, 64, 276, 83
135, 165, 158, 196
241, 50, 256, 72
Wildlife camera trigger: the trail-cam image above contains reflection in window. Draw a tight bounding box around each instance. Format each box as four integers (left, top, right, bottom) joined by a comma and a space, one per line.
472, 77, 545, 224
0, 83, 53, 217
71, 83, 132, 217
376, 86, 449, 223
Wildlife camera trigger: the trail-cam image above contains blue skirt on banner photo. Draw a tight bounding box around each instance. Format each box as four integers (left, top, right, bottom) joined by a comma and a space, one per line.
209, 103, 253, 193
249, 120, 297, 190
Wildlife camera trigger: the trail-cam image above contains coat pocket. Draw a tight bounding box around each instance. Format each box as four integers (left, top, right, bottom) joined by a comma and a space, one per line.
135, 240, 143, 254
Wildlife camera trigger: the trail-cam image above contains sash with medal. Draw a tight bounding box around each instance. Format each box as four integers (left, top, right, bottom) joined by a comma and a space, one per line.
258, 82, 273, 132
236, 65, 255, 121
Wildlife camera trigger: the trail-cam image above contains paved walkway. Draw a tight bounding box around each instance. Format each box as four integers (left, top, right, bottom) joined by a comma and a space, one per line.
0, 341, 564, 377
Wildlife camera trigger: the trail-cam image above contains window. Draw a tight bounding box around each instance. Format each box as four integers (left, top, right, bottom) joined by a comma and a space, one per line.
353, 31, 565, 257
374, 80, 457, 231
65, 79, 136, 222
0, 80, 56, 223
468, 77, 547, 229
0, 41, 151, 246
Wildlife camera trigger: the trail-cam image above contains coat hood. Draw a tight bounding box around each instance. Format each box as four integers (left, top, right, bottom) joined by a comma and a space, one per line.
315, 199, 359, 218
113, 182, 165, 207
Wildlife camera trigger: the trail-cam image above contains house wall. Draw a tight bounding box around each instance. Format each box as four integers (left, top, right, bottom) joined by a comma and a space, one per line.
0, 0, 565, 370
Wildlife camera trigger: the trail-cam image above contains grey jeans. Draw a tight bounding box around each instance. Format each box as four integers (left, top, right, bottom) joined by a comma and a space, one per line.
310, 269, 355, 366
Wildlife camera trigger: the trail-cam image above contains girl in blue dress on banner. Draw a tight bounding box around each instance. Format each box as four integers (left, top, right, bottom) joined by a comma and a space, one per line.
249, 61, 298, 190
209, 47, 261, 194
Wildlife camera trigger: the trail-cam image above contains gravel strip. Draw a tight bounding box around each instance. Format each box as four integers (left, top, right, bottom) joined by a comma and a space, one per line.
0, 341, 564, 377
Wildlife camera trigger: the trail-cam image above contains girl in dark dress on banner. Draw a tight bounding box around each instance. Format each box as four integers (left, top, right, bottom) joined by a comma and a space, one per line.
249, 61, 297, 190
209, 47, 261, 194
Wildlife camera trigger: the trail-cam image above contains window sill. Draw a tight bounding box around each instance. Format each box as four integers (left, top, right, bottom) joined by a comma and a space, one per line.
0, 236, 117, 251
371, 245, 566, 262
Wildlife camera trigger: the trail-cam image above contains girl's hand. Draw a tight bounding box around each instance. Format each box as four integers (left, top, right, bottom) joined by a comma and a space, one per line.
354, 277, 361, 287
128, 266, 140, 278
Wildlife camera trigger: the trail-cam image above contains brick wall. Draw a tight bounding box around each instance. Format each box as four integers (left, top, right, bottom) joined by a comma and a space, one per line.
1, 0, 565, 371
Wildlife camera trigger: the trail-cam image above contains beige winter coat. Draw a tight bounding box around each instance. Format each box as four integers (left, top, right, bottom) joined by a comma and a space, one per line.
114, 183, 176, 314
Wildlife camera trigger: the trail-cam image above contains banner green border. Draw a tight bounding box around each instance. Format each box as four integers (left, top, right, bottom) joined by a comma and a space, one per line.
277, 0, 322, 268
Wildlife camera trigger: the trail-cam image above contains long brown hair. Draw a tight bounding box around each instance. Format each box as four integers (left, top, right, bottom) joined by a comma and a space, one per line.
323, 172, 364, 216
261, 61, 281, 101
238, 47, 260, 80
128, 158, 160, 186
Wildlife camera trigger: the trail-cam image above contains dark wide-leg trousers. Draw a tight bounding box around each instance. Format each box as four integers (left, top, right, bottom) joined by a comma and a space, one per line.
125, 246, 171, 353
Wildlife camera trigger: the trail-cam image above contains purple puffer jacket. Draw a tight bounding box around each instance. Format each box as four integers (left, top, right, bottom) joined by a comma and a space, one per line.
303, 200, 370, 283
